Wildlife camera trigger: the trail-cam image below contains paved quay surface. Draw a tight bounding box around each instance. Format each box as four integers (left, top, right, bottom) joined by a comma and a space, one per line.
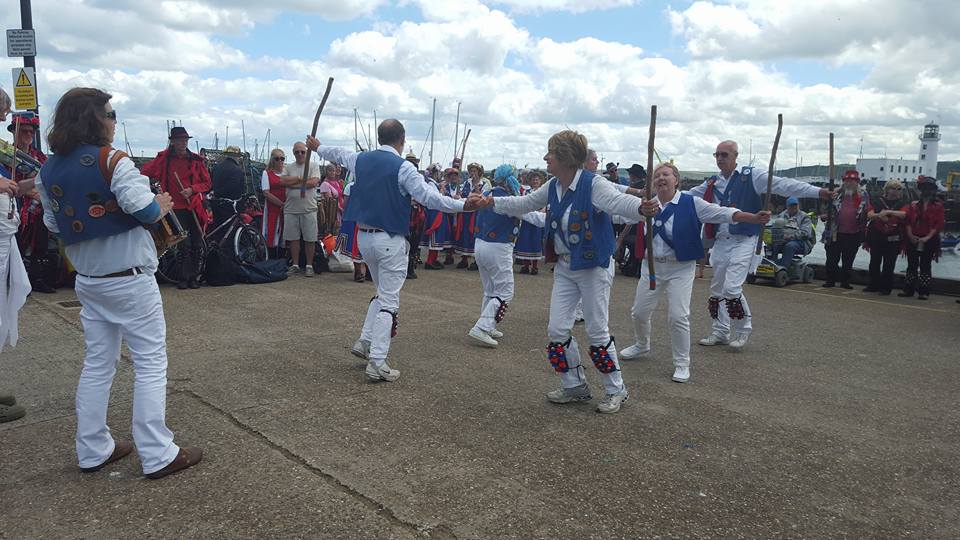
1, 262, 958, 539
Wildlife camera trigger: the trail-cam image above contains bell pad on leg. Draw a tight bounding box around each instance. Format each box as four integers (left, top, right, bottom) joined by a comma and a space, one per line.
725, 297, 746, 320
493, 296, 509, 323
547, 337, 573, 373
379, 309, 398, 338
708, 296, 721, 320
589, 337, 619, 374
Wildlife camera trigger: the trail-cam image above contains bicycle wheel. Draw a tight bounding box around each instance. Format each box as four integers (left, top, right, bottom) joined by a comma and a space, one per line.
156, 243, 184, 284
233, 225, 267, 264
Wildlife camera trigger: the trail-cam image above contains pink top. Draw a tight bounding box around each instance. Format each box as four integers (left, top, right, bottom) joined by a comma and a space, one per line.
837, 195, 861, 234
318, 179, 345, 220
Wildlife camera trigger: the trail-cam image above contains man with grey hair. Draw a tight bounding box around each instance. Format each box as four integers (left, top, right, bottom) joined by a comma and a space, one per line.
685, 140, 831, 350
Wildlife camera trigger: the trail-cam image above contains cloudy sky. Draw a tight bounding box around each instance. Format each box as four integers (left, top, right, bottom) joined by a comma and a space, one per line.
2, 0, 957, 172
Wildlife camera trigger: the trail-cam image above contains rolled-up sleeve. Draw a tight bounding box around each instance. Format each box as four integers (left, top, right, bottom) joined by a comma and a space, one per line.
754, 171, 822, 199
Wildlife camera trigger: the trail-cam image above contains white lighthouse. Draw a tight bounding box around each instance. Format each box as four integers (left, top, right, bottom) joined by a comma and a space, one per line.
918, 123, 940, 179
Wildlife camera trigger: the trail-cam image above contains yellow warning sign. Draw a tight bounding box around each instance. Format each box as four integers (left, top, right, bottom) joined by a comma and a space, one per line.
15, 69, 30, 87
10, 67, 36, 110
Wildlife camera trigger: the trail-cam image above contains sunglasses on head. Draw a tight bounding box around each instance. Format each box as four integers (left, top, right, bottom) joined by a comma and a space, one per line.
713, 151, 731, 158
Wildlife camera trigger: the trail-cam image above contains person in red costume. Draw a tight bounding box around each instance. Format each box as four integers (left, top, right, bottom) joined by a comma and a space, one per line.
899, 176, 945, 300
141, 126, 212, 289
8, 112, 56, 293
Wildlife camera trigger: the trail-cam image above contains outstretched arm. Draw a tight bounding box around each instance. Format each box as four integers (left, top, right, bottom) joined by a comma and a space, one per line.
488, 181, 551, 217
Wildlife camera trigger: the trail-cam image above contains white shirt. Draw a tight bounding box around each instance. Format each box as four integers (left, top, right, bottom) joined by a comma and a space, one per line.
316, 145, 465, 218
648, 191, 738, 260
493, 170, 643, 255
686, 166, 821, 238
0, 168, 19, 237
38, 150, 159, 275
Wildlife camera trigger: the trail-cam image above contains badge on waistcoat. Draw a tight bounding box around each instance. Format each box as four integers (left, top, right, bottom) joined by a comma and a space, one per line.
104, 200, 119, 213
89, 204, 106, 218
50, 200, 60, 212
50, 185, 64, 197
569, 222, 581, 232
569, 233, 580, 244
488, 231, 497, 238
79, 154, 96, 167
580, 211, 588, 219
64, 205, 75, 217
583, 251, 595, 259
71, 220, 84, 233
584, 231, 593, 241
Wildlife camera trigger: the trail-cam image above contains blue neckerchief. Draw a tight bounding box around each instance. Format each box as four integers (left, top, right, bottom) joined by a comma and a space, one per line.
652, 202, 677, 251
718, 170, 739, 206
549, 181, 578, 250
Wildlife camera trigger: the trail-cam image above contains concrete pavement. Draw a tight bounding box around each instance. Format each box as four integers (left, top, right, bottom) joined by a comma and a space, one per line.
1, 263, 958, 538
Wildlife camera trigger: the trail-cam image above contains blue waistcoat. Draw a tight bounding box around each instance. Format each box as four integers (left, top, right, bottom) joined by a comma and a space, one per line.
40, 144, 141, 246
343, 149, 409, 236
476, 186, 519, 244
714, 166, 761, 236
546, 171, 615, 270
652, 193, 705, 262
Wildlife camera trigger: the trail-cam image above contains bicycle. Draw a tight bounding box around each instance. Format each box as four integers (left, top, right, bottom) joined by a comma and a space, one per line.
156, 194, 267, 284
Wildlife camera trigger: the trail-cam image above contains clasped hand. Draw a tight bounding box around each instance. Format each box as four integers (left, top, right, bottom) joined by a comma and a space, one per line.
463, 193, 492, 212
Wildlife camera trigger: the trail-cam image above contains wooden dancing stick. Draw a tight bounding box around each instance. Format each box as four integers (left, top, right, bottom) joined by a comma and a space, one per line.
7, 115, 20, 220
826, 132, 836, 244
645, 105, 657, 291
756, 113, 783, 255
173, 171, 207, 250
301, 77, 335, 198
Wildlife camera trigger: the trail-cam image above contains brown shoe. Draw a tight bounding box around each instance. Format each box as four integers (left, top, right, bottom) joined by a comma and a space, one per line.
145, 447, 202, 480
80, 440, 134, 473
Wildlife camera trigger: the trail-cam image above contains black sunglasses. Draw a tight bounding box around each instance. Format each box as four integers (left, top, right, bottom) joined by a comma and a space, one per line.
273, 156, 285, 161
713, 151, 731, 158
105, 110, 117, 121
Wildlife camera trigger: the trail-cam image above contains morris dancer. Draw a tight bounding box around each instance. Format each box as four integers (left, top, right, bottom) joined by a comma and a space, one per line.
141, 126, 212, 289
688, 140, 831, 349
307, 119, 483, 382
37, 87, 200, 479
336, 179, 366, 283
421, 166, 456, 270
454, 162, 486, 270
484, 130, 645, 414
9, 112, 54, 293
514, 170, 545, 275
899, 176, 944, 300
619, 163, 770, 382
260, 148, 287, 259
467, 164, 543, 348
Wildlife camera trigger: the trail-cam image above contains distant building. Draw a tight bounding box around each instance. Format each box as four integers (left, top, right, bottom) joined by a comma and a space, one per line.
856, 123, 940, 184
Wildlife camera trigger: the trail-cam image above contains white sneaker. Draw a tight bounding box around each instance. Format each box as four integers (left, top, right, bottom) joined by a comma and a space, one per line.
487, 328, 503, 339
468, 327, 498, 348
596, 388, 629, 414
288, 264, 300, 275
619, 344, 650, 360
698, 333, 729, 346
351, 339, 370, 360
729, 333, 750, 349
672, 366, 690, 383
546, 384, 592, 404
365, 361, 400, 382
304, 265, 315, 277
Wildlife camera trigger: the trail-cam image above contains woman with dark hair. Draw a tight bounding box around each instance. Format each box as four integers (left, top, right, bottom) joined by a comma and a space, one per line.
899, 176, 944, 300
483, 130, 646, 414
37, 87, 201, 479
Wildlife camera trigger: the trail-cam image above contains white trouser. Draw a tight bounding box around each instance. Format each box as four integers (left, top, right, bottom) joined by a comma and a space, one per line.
0, 233, 30, 349
74, 272, 180, 475
630, 258, 696, 368
549, 257, 623, 394
708, 234, 757, 338
358, 231, 408, 366
473, 239, 515, 333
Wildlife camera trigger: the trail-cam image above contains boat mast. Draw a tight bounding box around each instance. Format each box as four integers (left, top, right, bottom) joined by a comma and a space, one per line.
429, 98, 436, 165
453, 101, 461, 164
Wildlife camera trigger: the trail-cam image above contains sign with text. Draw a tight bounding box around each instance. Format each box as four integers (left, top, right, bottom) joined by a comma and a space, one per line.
6, 29, 36, 57
11, 67, 37, 110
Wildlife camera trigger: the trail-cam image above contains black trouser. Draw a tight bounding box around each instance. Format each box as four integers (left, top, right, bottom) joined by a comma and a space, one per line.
904, 243, 935, 295
867, 235, 900, 293
174, 209, 203, 281
824, 232, 861, 284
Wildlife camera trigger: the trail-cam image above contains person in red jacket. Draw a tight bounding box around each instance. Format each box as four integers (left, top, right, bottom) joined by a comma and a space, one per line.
899, 176, 945, 300
141, 127, 212, 289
